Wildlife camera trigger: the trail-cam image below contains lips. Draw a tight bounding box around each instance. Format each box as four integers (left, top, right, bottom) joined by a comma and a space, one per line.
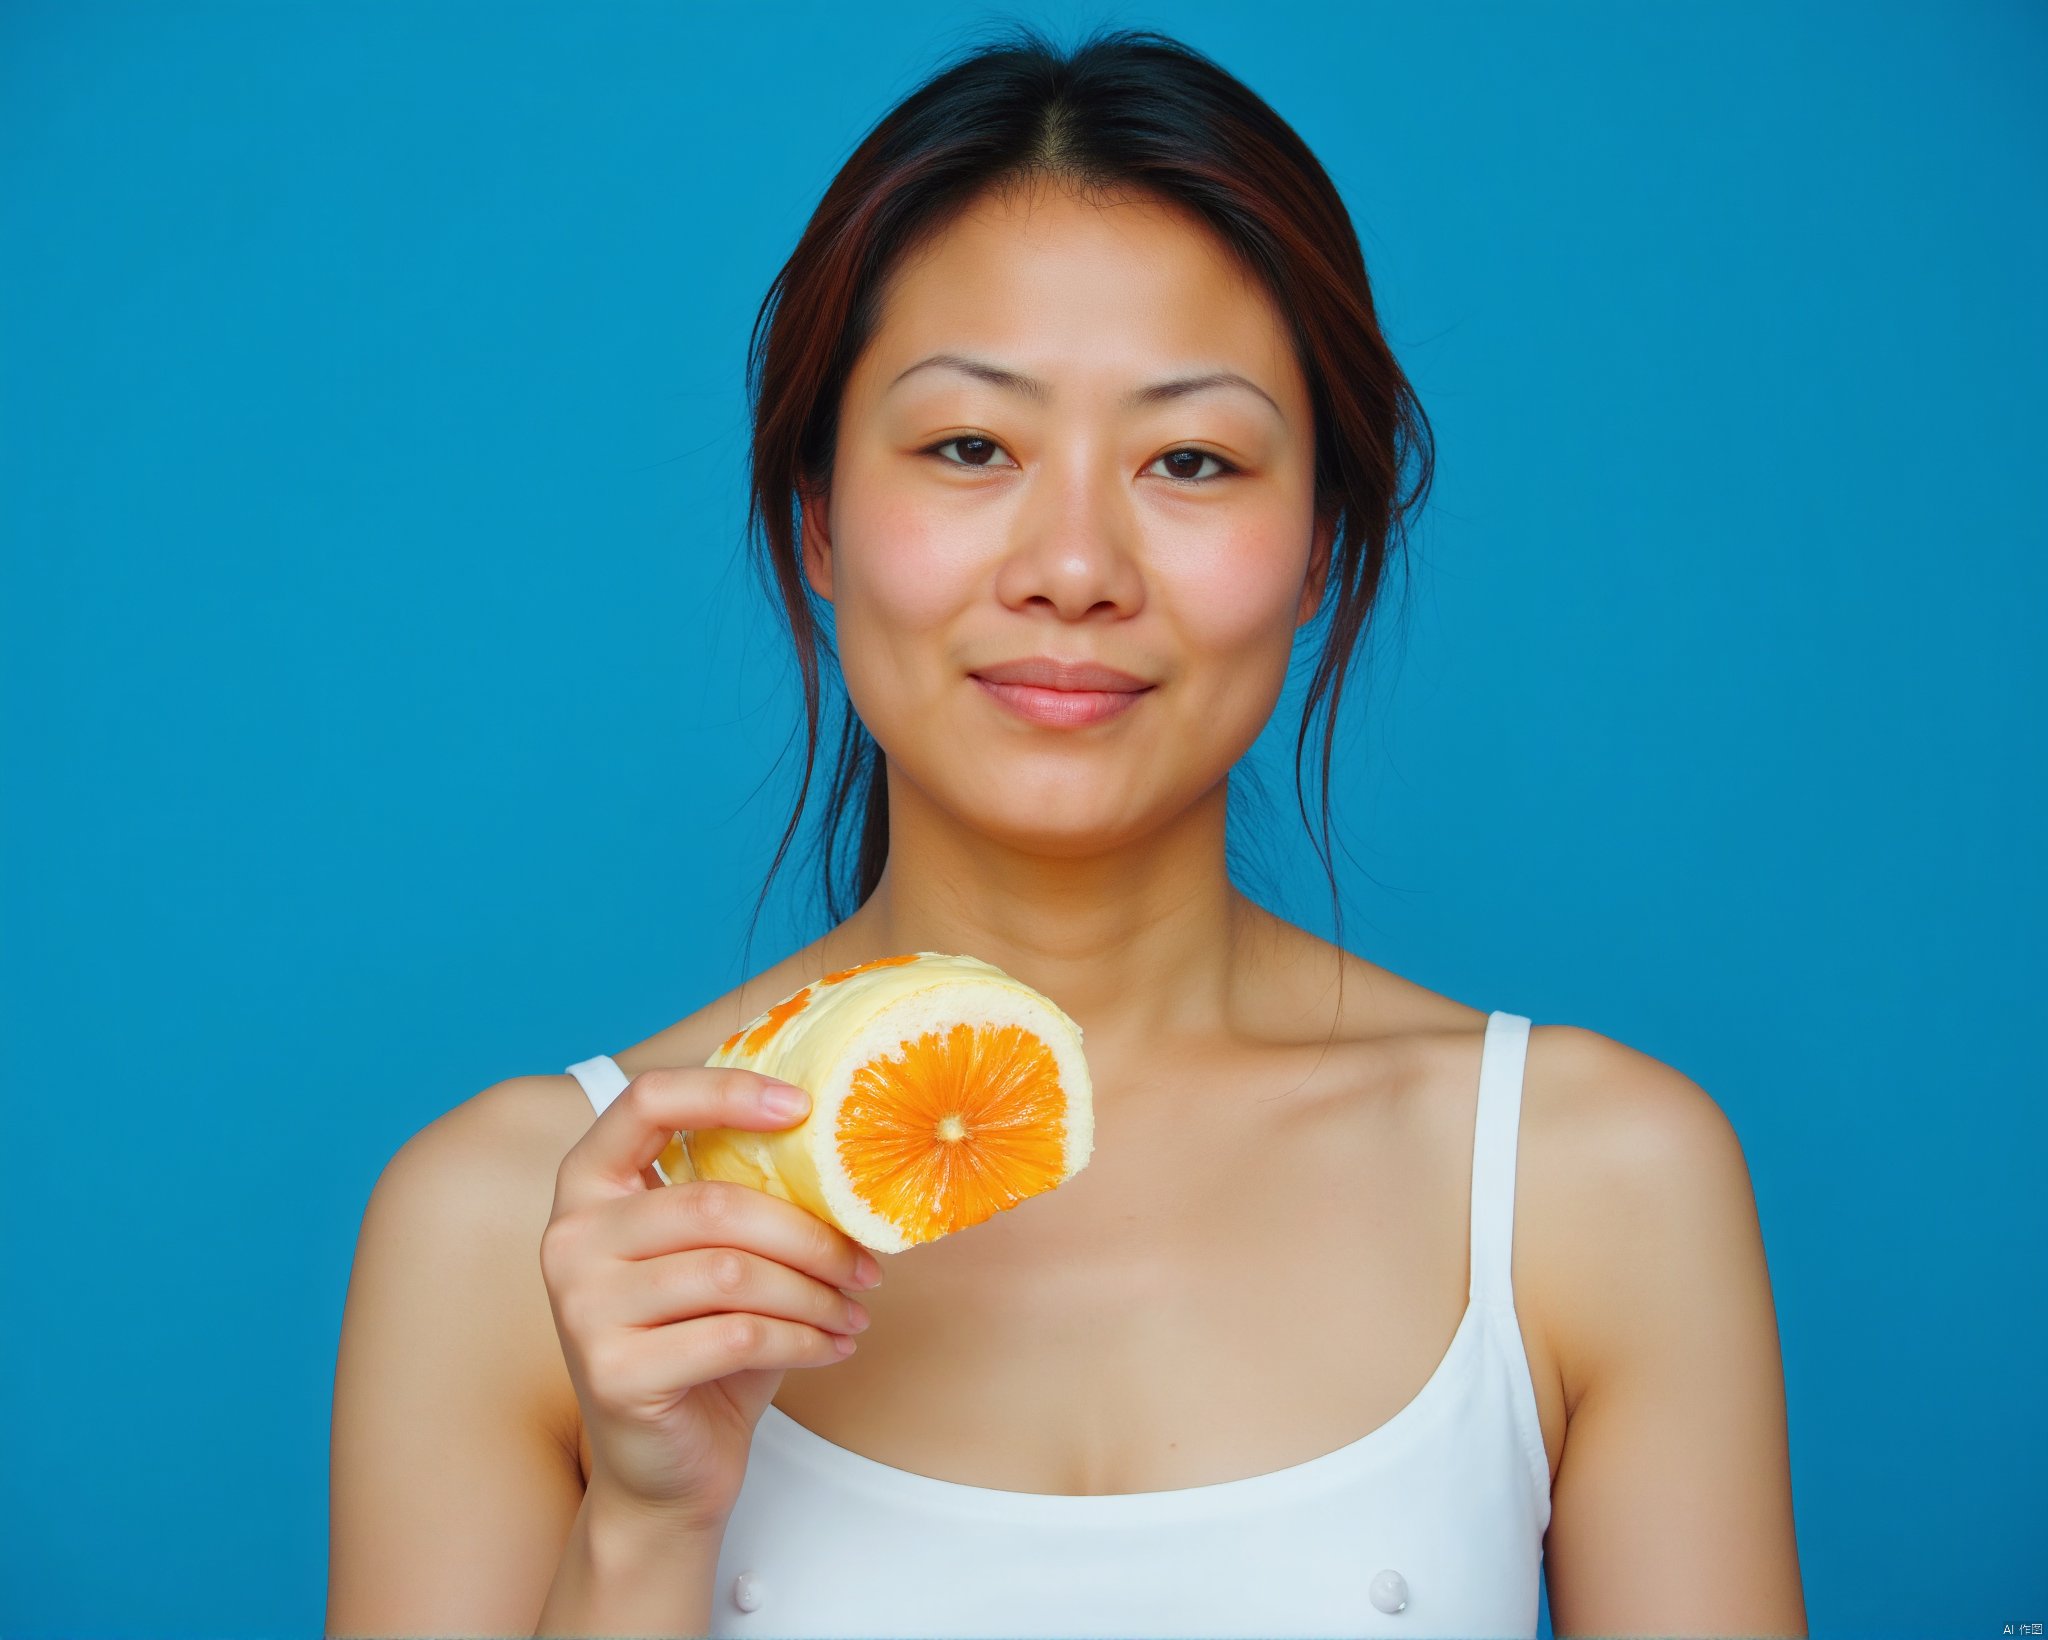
968, 656, 1152, 692
973, 676, 1151, 727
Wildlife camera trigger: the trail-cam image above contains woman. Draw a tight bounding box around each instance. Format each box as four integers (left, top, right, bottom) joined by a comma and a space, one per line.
328, 24, 1806, 1640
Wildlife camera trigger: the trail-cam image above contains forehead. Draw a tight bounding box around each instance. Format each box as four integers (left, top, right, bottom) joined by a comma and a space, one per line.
851, 181, 1302, 409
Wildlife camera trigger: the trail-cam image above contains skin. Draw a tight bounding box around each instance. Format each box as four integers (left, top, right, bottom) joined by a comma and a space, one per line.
689, 176, 1799, 1631
324, 173, 1808, 1638
796, 174, 1337, 1077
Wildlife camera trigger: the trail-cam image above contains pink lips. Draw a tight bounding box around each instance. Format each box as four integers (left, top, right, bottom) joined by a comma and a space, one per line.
973, 676, 1152, 726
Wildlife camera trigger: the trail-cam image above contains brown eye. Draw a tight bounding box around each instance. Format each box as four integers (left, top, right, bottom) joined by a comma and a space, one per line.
928, 436, 1014, 469
1153, 448, 1235, 483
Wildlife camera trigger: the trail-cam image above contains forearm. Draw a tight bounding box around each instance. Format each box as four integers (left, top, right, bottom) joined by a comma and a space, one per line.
534, 1490, 726, 1638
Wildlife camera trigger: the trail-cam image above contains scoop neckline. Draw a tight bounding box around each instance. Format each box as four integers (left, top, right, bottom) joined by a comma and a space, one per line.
756, 1294, 1489, 1518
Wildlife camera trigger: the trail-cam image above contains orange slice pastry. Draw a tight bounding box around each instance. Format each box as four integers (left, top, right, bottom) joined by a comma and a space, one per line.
654, 952, 1095, 1255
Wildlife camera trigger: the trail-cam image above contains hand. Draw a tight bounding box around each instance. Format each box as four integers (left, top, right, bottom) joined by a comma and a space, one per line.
540, 1066, 882, 1535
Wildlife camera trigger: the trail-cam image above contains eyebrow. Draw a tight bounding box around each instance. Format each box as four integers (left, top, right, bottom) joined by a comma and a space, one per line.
885, 352, 1284, 421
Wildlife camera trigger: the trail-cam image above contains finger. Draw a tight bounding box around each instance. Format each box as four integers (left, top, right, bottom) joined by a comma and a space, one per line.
555, 1067, 812, 1215
604, 1310, 858, 1405
606, 1245, 870, 1341
601, 1176, 881, 1298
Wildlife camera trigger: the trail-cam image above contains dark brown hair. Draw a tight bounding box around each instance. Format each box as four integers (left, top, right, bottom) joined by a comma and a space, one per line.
736, 21, 1433, 1011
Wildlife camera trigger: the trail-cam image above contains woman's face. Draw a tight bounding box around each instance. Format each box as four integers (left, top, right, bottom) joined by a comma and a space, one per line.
804, 178, 1332, 857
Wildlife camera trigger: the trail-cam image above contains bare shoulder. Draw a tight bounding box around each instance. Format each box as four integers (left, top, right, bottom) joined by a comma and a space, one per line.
1518, 1023, 1742, 1210
1254, 937, 1799, 1627
407, 1067, 600, 1172
377, 1070, 604, 1258
327, 1073, 608, 1633
1516, 1025, 1806, 1633
362, 1065, 673, 1483
339, 929, 889, 1582
378, 1071, 599, 1384
1517, 1022, 1765, 1411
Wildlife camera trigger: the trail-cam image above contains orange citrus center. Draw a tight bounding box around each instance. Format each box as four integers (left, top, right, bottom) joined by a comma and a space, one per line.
837, 1021, 1070, 1245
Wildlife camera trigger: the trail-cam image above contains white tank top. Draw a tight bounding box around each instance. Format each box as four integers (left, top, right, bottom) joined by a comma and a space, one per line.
564, 1008, 1552, 1637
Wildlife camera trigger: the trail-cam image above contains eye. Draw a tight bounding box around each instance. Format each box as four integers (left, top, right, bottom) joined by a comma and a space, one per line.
923, 435, 1019, 471
1148, 447, 1240, 485
920, 438, 1240, 484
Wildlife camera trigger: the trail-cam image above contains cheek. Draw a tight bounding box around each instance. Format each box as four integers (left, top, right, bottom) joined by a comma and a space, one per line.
1151, 526, 1310, 750
836, 492, 974, 630
1175, 527, 1308, 653
828, 491, 978, 739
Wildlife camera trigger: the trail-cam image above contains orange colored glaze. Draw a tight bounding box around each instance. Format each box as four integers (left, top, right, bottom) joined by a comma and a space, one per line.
836, 1020, 1069, 1246
739, 983, 816, 1057
817, 953, 924, 986
719, 958, 929, 1061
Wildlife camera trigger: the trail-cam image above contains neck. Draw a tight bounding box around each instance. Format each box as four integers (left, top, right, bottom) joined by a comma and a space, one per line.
822, 769, 1275, 1067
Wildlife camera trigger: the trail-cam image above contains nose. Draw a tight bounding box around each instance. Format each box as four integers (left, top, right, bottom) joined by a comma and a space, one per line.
988, 445, 1146, 620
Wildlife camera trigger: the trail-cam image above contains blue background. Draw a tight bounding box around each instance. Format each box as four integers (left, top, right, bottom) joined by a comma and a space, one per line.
3, 2, 2042, 1635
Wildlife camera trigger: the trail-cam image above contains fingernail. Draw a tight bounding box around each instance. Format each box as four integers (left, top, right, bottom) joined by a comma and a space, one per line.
854, 1251, 882, 1288
760, 1084, 809, 1117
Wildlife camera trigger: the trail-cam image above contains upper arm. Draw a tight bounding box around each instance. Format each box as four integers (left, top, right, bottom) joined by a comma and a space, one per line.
1541, 1030, 1809, 1640
326, 1080, 586, 1638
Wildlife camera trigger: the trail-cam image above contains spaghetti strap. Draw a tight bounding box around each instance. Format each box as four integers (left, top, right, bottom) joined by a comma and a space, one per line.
565, 1053, 630, 1119
1467, 1011, 1533, 1312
